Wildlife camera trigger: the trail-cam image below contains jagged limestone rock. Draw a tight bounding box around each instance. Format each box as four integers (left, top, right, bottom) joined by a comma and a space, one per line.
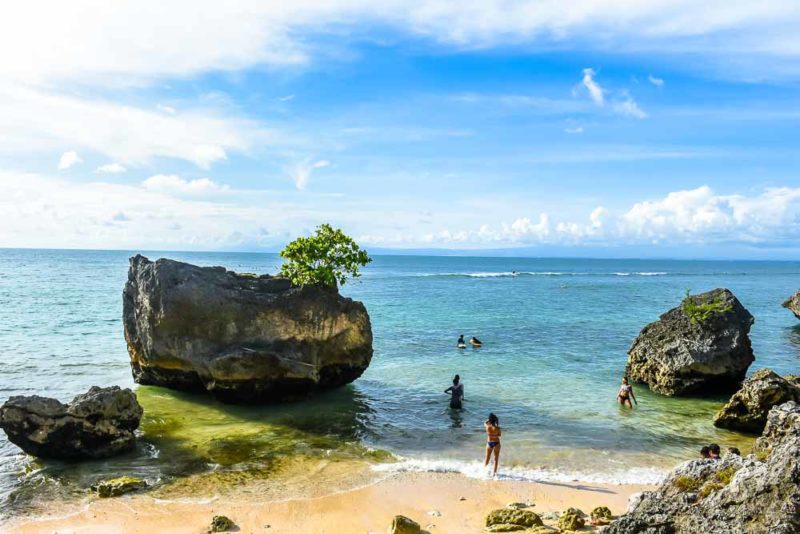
626, 288, 754, 396
0, 386, 142, 459
123, 255, 373, 403
713, 368, 800, 433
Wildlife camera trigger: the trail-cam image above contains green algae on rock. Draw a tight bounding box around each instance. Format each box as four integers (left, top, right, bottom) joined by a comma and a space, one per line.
558, 508, 585, 531
389, 515, 421, 534
92, 476, 147, 498
209, 515, 236, 532
485, 508, 543, 531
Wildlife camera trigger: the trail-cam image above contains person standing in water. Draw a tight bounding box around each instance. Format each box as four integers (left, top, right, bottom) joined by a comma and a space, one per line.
484, 413, 501, 476
456, 334, 466, 348
444, 374, 464, 409
617, 376, 637, 408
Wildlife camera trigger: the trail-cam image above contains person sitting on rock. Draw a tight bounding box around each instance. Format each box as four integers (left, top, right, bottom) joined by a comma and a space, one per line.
617, 376, 637, 408
709, 443, 721, 459
700, 446, 711, 459
469, 336, 482, 347
444, 374, 464, 409
727, 447, 741, 456
457, 334, 466, 348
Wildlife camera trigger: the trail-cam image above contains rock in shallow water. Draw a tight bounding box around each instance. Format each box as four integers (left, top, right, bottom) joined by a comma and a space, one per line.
783, 290, 800, 319
92, 476, 147, 497
606, 401, 800, 534
626, 288, 755, 396
713, 368, 800, 433
123, 255, 373, 403
0, 386, 142, 459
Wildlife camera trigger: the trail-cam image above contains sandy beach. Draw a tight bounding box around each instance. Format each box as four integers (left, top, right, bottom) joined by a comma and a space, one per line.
6, 471, 653, 534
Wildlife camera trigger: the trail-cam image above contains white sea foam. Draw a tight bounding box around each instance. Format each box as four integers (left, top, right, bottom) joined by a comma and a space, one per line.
372, 457, 667, 485
422, 271, 668, 278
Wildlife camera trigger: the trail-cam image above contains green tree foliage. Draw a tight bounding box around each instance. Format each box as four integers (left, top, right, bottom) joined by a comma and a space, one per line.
279, 224, 372, 287
682, 289, 733, 324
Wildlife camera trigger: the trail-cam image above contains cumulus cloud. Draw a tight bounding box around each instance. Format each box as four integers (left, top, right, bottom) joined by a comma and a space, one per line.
142, 174, 230, 195
290, 159, 331, 190
648, 75, 664, 87
57, 150, 82, 170
95, 162, 127, 174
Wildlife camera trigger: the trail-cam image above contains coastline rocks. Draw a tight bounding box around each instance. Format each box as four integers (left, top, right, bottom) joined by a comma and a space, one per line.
389, 515, 421, 534
606, 401, 800, 534
0, 386, 142, 459
209, 515, 236, 533
626, 288, 755, 396
92, 476, 147, 498
485, 509, 543, 532
783, 290, 800, 319
123, 255, 373, 403
558, 508, 585, 531
713, 368, 800, 433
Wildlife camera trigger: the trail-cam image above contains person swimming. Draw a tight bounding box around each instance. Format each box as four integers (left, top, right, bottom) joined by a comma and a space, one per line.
484, 413, 501, 476
457, 334, 466, 348
444, 374, 464, 409
617, 376, 637, 408
469, 336, 482, 347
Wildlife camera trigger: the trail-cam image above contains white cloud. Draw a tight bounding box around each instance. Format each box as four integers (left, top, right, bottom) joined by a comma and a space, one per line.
565, 126, 584, 134
157, 104, 177, 115
58, 150, 82, 170
580, 68, 605, 105
278, 94, 296, 102
142, 174, 230, 195
613, 93, 648, 119
0, 83, 269, 168
290, 159, 331, 190
648, 75, 665, 87
95, 163, 127, 174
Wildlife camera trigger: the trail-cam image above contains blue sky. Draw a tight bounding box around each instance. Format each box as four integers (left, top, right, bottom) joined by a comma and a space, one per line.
1, 2, 799, 258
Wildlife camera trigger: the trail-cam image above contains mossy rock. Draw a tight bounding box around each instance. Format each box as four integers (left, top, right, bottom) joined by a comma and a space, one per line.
558, 509, 585, 531
487, 525, 526, 532
209, 515, 236, 532
485, 508, 543, 528
590, 506, 612, 520
698, 481, 726, 499
91, 476, 147, 498
673, 475, 701, 492
389, 515, 421, 534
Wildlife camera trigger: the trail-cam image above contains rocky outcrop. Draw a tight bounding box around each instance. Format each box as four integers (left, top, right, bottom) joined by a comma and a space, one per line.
92, 476, 147, 498
123, 255, 373, 403
606, 401, 800, 534
713, 369, 800, 433
783, 290, 800, 319
209, 515, 236, 533
389, 515, 421, 534
0, 386, 142, 459
485, 509, 543, 532
626, 288, 755, 396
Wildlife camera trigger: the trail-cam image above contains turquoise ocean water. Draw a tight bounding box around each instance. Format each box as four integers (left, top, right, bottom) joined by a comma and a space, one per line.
1, 249, 799, 515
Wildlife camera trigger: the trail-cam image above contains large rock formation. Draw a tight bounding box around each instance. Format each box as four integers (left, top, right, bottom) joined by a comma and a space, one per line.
0, 386, 142, 459
783, 290, 800, 319
606, 401, 800, 534
123, 255, 373, 403
626, 288, 755, 396
713, 368, 800, 433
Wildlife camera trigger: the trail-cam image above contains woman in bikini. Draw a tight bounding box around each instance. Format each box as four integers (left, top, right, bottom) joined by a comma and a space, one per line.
484, 413, 501, 476
617, 376, 637, 408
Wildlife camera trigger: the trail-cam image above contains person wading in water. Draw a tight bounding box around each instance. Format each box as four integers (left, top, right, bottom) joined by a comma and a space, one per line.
484, 413, 501, 476
444, 374, 464, 409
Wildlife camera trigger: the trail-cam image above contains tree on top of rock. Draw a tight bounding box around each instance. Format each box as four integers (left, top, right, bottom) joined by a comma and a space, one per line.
279, 224, 372, 288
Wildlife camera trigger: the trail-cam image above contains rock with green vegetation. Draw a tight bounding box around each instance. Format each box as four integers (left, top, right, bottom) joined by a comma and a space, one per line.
591, 505, 613, 524
388, 515, 420, 534
485, 508, 544, 531
606, 402, 800, 533
558, 508, 585, 531
626, 288, 755, 396
0, 386, 142, 459
123, 255, 373, 403
713, 368, 800, 433
92, 476, 147, 498
783, 290, 800, 319
209, 515, 235, 532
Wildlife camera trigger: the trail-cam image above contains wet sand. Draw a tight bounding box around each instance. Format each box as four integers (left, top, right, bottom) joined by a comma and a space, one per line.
6, 471, 653, 533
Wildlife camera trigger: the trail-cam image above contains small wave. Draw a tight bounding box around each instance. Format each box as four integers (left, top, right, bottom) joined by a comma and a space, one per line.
420, 271, 668, 279
373, 458, 666, 486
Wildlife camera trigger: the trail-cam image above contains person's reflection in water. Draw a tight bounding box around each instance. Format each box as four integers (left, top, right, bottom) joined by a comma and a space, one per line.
448, 405, 464, 428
